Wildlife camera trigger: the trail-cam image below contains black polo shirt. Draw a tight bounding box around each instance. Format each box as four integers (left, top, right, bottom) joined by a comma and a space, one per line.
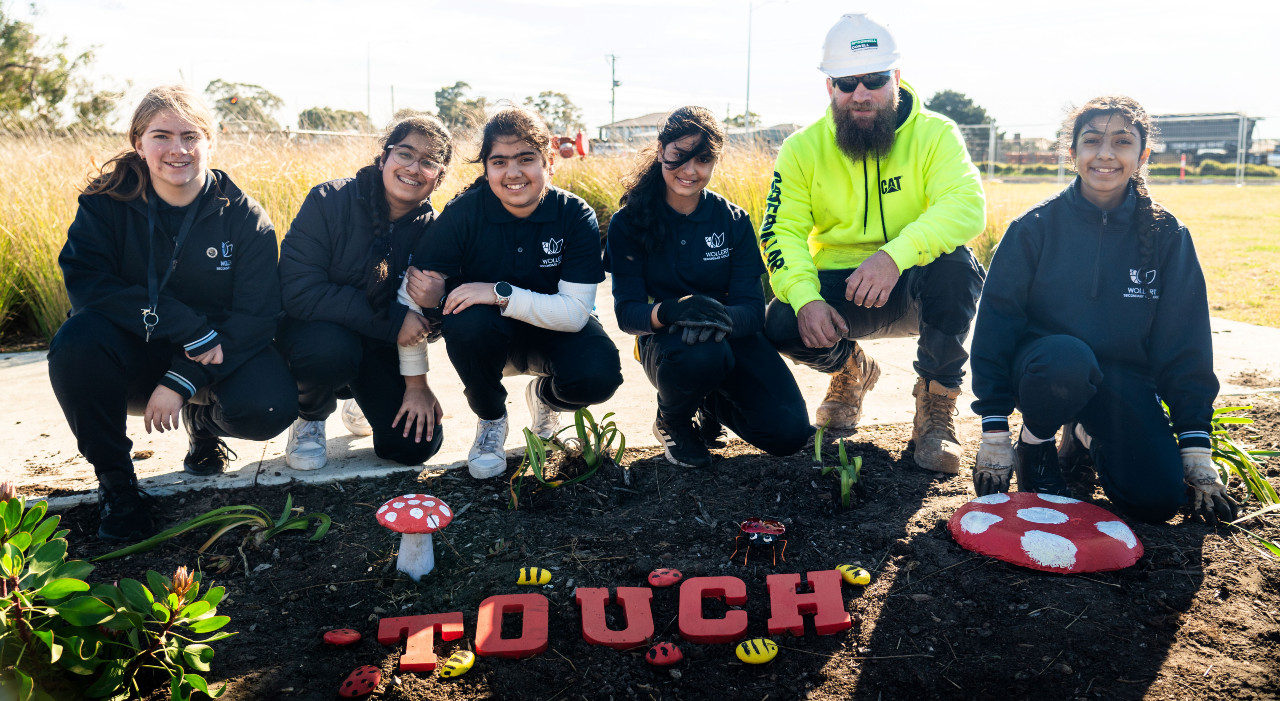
417, 184, 603, 294
607, 189, 765, 337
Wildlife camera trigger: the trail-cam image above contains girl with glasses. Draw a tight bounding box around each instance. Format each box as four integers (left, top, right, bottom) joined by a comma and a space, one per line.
970, 95, 1236, 525
607, 106, 812, 469
276, 113, 453, 471
48, 85, 297, 541
404, 107, 623, 479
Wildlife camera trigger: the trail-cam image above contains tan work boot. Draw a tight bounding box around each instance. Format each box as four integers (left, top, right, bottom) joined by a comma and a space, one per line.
814, 342, 881, 430
911, 377, 962, 473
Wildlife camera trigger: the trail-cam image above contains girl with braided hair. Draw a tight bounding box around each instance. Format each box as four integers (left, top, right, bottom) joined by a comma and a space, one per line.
276, 113, 453, 471
969, 95, 1236, 524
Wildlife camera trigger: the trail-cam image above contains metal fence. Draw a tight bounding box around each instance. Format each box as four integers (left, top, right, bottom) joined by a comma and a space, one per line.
955, 113, 1278, 186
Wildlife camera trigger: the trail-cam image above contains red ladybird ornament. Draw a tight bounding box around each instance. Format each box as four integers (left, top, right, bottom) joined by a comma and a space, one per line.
323, 628, 361, 646
645, 642, 684, 666
338, 665, 382, 697
647, 568, 683, 587
948, 492, 1143, 573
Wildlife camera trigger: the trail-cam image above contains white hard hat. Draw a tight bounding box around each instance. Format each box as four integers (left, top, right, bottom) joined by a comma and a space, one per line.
819, 13, 901, 77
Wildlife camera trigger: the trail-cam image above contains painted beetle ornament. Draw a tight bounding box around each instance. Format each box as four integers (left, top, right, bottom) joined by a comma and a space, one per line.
645, 641, 684, 666
323, 628, 362, 646
439, 650, 476, 678
517, 567, 553, 585
729, 517, 788, 566
338, 665, 381, 697
836, 564, 871, 586
735, 638, 779, 664
647, 568, 683, 587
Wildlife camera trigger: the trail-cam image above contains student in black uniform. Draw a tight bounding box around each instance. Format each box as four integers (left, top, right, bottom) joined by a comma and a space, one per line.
607, 106, 812, 468
48, 85, 296, 541
276, 113, 452, 471
404, 107, 623, 479
970, 95, 1237, 524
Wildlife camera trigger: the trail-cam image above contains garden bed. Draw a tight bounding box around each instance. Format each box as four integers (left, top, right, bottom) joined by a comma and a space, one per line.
60, 395, 1280, 701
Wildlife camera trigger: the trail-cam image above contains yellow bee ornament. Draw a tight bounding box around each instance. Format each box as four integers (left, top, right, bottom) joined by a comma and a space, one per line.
836, 564, 871, 586
735, 638, 779, 664
439, 650, 475, 678
517, 567, 552, 585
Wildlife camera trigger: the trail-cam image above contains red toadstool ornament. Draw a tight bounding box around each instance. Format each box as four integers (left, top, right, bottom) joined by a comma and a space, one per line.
948, 492, 1143, 573
376, 494, 452, 581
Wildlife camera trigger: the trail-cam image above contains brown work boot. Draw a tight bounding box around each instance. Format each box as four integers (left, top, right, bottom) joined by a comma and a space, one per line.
911, 377, 963, 473
814, 342, 881, 430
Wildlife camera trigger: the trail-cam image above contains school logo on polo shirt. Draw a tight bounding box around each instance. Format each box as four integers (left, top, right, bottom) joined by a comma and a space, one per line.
541, 237, 563, 268
216, 240, 233, 271
703, 232, 730, 262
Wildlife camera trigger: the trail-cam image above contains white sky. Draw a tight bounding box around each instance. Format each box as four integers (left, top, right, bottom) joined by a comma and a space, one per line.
26, 0, 1280, 140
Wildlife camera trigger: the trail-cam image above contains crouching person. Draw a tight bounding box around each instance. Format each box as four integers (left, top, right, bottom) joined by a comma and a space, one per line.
48, 86, 296, 542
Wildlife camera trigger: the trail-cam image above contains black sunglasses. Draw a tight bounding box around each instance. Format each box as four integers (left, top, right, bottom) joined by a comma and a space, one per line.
831, 71, 893, 93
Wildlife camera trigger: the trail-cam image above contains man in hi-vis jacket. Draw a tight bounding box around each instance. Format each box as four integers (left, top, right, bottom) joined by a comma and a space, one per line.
760, 13, 987, 473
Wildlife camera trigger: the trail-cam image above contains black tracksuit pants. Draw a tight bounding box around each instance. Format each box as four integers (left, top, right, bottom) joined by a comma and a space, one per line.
276, 318, 443, 466
639, 331, 812, 456
441, 305, 623, 421
1011, 334, 1185, 523
765, 246, 985, 388
47, 311, 296, 483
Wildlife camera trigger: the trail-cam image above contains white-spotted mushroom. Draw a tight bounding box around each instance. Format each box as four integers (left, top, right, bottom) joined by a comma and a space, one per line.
375, 494, 453, 581
947, 492, 1143, 573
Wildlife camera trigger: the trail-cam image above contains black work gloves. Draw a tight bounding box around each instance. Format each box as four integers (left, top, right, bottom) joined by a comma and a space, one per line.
657, 295, 732, 345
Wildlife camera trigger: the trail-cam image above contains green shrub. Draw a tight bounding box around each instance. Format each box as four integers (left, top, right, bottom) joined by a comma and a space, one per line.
1020, 164, 1057, 176
1244, 163, 1277, 178
1148, 163, 1191, 177
1198, 159, 1230, 175
0, 485, 233, 700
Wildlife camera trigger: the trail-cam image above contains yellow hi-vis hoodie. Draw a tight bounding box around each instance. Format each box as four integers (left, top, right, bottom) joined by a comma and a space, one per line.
758, 80, 986, 313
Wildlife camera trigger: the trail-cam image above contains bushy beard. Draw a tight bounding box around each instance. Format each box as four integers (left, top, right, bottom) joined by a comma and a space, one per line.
833, 90, 900, 161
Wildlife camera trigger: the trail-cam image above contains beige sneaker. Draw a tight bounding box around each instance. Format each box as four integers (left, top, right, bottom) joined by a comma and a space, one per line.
911, 377, 962, 473
814, 342, 881, 430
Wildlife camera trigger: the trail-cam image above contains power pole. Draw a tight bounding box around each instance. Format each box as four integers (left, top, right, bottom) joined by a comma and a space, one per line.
608, 54, 620, 135
366, 43, 372, 126
745, 3, 753, 130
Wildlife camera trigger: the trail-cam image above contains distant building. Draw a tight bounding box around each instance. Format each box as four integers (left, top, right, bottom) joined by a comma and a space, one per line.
727, 124, 802, 150
597, 112, 669, 143
1151, 113, 1258, 165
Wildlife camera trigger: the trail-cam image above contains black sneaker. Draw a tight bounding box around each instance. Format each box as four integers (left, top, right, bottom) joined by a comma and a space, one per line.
694, 408, 726, 448
653, 412, 713, 469
1057, 422, 1095, 483
97, 474, 157, 542
182, 404, 236, 476
1014, 440, 1073, 497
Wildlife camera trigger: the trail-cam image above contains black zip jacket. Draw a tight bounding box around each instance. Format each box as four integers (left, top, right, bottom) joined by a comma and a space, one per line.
970, 180, 1217, 445
279, 165, 434, 344
607, 189, 765, 338
59, 169, 280, 400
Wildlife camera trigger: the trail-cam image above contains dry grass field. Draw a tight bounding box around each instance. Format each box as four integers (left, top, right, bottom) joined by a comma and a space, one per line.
1, 134, 1276, 342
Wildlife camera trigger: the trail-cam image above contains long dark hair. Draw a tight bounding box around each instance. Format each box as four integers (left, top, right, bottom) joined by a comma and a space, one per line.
363, 112, 453, 307
1061, 96, 1166, 293
84, 85, 217, 201
457, 106, 553, 199
619, 106, 724, 253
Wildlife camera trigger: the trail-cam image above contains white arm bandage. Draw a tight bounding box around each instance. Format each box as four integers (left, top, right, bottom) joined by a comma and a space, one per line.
396, 276, 428, 376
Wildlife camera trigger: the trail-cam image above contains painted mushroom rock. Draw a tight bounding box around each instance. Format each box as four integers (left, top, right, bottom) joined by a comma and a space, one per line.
948, 492, 1143, 573
376, 494, 453, 582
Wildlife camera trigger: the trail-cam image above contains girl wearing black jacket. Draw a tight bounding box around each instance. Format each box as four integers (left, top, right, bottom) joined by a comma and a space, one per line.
276, 114, 452, 471
405, 107, 623, 480
49, 85, 296, 541
970, 95, 1237, 524
607, 106, 811, 468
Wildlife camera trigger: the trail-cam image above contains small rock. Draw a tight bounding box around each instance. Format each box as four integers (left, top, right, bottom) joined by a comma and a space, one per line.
909, 594, 933, 602
373, 606, 388, 615
1053, 663, 1073, 675
288, 592, 300, 602
668, 669, 682, 681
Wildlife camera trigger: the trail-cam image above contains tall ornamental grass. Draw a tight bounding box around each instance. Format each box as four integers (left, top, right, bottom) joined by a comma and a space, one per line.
1, 134, 1276, 342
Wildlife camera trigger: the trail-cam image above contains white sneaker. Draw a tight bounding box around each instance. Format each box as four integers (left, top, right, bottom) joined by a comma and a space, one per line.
341, 399, 373, 437
286, 418, 327, 471
525, 378, 561, 440
468, 414, 509, 479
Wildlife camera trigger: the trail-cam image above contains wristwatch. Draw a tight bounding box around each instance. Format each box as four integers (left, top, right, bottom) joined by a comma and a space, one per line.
493, 281, 513, 309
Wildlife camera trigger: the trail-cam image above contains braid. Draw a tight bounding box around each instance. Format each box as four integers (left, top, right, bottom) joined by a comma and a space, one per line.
1131, 173, 1167, 301
360, 165, 395, 307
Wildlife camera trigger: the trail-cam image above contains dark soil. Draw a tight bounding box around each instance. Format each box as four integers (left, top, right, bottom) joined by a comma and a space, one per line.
61, 394, 1280, 701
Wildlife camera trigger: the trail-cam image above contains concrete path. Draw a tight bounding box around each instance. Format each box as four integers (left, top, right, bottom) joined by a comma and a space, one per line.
4, 280, 1278, 510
